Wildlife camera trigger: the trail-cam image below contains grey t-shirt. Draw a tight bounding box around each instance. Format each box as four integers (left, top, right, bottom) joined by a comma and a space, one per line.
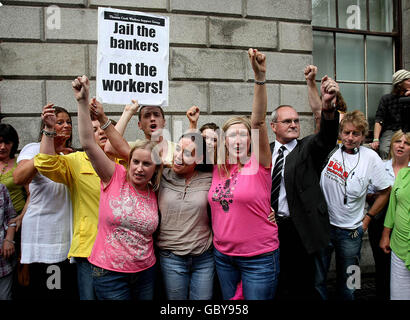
157, 168, 213, 255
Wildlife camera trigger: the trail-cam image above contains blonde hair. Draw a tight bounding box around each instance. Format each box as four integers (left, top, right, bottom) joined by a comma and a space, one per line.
339, 110, 369, 137
217, 116, 251, 178
127, 140, 163, 191
389, 130, 410, 162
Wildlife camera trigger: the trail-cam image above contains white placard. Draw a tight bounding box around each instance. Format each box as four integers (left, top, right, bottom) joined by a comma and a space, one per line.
96, 7, 169, 106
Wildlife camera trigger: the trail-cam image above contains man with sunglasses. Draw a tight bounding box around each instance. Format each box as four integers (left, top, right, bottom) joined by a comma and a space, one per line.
270, 76, 340, 300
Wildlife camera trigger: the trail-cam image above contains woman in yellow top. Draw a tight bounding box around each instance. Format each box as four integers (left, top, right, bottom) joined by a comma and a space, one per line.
33, 102, 120, 300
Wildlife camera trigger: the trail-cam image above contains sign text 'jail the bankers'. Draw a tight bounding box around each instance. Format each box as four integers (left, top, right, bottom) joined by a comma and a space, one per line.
96, 7, 169, 106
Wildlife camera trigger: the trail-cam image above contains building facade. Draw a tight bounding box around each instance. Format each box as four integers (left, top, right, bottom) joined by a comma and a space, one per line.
1, 0, 409, 283
1, 0, 409, 148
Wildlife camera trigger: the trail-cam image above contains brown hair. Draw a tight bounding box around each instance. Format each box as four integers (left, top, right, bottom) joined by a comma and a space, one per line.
138, 106, 165, 120
0, 124, 19, 159
339, 110, 369, 137
335, 92, 347, 113
199, 122, 219, 133
38, 106, 73, 148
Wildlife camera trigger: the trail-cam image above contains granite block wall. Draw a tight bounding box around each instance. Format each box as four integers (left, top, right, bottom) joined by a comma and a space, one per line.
0, 0, 313, 148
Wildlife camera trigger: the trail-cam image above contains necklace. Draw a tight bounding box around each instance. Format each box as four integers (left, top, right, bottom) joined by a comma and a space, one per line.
133, 184, 150, 200
0, 160, 10, 175
341, 148, 361, 205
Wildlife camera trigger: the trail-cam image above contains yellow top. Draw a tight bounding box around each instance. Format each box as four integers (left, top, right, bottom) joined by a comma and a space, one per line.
0, 162, 27, 213
34, 151, 100, 259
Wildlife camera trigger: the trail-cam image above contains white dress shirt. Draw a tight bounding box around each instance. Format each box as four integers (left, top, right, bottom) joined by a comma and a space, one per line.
271, 139, 298, 217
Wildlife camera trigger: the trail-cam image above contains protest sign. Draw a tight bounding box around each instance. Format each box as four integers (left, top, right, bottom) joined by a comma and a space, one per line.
96, 7, 169, 106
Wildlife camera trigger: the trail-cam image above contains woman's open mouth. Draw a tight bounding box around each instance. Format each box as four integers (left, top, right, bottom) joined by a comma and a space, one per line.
134, 173, 145, 180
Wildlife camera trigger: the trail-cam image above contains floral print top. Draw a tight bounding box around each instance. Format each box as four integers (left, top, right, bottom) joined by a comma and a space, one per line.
88, 164, 158, 273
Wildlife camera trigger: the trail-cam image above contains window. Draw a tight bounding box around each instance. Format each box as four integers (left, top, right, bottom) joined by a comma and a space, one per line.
312, 0, 401, 131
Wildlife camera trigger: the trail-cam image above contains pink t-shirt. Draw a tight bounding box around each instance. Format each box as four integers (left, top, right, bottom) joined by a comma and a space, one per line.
88, 164, 158, 273
208, 154, 279, 257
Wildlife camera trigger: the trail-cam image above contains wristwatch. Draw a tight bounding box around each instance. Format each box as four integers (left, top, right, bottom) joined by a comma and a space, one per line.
366, 212, 375, 219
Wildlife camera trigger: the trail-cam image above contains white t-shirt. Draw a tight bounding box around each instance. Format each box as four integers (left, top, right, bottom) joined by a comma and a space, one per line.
320, 145, 390, 229
17, 143, 72, 264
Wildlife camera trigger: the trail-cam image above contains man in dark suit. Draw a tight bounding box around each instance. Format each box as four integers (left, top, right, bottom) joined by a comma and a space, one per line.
270, 76, 340, 300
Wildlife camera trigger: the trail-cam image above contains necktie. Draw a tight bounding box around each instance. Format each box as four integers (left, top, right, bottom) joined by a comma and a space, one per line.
271, 145, 286, 213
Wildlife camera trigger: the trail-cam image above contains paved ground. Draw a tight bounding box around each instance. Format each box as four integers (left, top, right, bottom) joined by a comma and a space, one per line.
327, 272, 379, 301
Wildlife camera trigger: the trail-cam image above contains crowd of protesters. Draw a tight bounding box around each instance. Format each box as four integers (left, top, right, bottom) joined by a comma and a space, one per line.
0, 49, 409, 301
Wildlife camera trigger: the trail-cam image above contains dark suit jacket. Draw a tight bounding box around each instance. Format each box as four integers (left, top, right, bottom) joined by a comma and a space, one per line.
270, 112, 339, 254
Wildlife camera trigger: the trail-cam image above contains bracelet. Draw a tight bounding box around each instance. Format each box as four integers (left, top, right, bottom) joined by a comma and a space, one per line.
100, 119, 112, 130
41, 129, 57, 137
366, 212, 375, 219
322, 102, 336, 113
254, 80, 266, 85
8, 223, 17, 227
4, 239, 15, 245
372, 139, 379, 142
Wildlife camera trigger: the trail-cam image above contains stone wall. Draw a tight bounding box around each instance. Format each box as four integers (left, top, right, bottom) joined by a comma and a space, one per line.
0, 0, 313, 149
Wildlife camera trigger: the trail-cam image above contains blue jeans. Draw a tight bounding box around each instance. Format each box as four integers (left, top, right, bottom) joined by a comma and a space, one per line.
76, 258, 97, 300
91, 264, 156, 300
159, 249, 215, 300
314, 225, 364, 300
214, 248, 280, 300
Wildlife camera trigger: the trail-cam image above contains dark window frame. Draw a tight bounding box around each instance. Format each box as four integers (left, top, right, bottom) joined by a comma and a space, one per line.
312, 0, 402, 131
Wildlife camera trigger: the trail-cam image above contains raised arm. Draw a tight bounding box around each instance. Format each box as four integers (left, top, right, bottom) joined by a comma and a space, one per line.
320, 75, 338, 120
304, 65, 322, 133
39, 103, 58, 155
90, 98, 131, 160
103, 99, 140, 158
248, 48, 271, 168
73, 76, 114, 184
309, 76, 340, 170
186, 105, 200, 132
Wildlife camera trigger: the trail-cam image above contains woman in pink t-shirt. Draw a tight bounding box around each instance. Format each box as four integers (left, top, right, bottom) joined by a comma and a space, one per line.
73, 76, 163, 300
208, 49, 280, 300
